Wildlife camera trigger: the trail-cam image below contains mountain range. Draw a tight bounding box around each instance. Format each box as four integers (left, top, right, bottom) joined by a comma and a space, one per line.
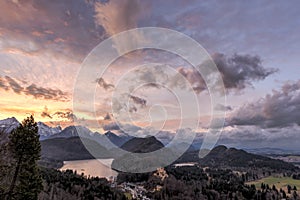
0, 117, 299, 172
0, 117, 202, 154
0, 117, 62, 139
0, 117, 132, 147
0, 117, 20, 134
3, 117, 298, 155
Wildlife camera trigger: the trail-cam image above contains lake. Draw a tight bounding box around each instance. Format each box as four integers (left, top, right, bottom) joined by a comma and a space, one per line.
60, 159, 118, 179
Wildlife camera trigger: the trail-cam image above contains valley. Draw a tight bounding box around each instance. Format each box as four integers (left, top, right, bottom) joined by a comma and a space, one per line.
1, 117, 300, 199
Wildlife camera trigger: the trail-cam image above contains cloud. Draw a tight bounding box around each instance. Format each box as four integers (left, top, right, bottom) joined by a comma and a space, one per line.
219, 125, 300, 150
4, 76, 23, 94
0, 76, 68, 101
40, 107, 77, 121
102, 122, 120, 131
0, 0, 105, 60
132, 65, 169, 88
96, 78, 114, 90
129, 94, 147, 107
41, 106, 52, 119
0, 77, 9, 91
215, 104, 233, 111
129, 106, 138, 113
110, 94, 146, 114
53, 110, 77, 122
145, 83, 162, 89
24, 84, 68, 101
120, 123, 143, 135
102, 122, 143, 136
227, 80, 300, 128
169, 53, 277, 94
94, 0, 144, 54
104, 112, 112, 120
213, 53, 277, 91
177, 67, 206, 93
95, 0, 140, 36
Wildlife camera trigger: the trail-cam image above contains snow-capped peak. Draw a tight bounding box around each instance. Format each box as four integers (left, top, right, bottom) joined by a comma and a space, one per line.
37, 122, 62, 140
0, 117, 20, 134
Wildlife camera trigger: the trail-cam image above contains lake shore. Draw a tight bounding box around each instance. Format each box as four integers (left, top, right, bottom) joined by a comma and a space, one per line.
59, 159, 118, 179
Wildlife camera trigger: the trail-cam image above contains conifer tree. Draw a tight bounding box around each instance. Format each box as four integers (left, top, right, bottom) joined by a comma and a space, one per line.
6, 115, 43, 200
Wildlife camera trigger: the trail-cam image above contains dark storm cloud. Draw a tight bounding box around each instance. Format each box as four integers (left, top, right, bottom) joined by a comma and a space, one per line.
213, 53, 277, 91
129, 95, 147, 107
227, 80, 300, 128
24, 84, 69, 101
53, 110, 77, 122
96, 78, 114, 90
41, 106, 52, 119
174, 53, 277, 93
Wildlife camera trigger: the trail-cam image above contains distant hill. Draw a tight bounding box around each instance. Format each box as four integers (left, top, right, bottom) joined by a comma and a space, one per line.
41, 136, 111, 161
105, 131, 132, 147
112, 136, 177, 172
175, 149, 203, 164
175, 145, 298, 171
243, 147, 300, 155
121, 136, 164, 153
199, 145, 297, 171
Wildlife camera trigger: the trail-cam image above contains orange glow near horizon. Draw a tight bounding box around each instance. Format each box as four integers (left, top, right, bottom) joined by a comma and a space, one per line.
0, 89, 72, 125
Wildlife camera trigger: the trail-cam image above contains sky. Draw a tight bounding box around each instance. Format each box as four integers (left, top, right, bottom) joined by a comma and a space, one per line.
0, 0, 300, 149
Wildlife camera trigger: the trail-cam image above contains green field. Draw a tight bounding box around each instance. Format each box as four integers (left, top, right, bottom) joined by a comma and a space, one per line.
247, 176, 300, 192
124, 192, 132, 200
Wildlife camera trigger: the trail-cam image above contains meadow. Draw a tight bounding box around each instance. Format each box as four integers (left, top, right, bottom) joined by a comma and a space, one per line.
247, 176, 300, 192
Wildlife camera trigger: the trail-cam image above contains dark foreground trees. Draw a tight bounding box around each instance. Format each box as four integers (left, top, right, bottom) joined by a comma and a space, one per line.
6, 115, 43, 200
39, 168, 126, 200
0, 115, 127, 200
